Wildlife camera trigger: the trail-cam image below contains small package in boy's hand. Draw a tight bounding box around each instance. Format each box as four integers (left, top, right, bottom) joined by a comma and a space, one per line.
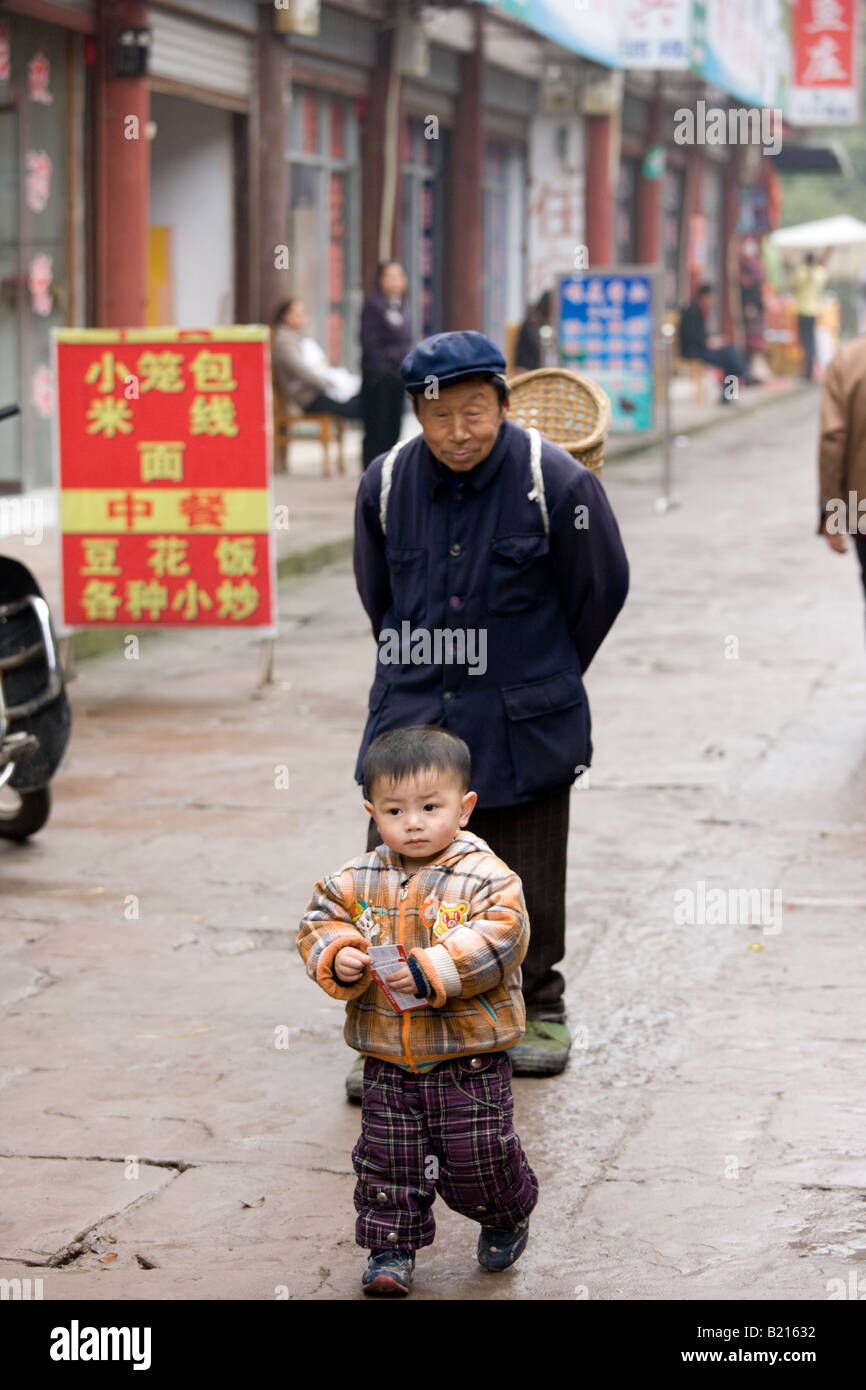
368, 944, 428, 1013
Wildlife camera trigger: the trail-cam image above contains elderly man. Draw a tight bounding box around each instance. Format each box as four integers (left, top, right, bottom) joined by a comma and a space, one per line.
348, 331, 629, 1096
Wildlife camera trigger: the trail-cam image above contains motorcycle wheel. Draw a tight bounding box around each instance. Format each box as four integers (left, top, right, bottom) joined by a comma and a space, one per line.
0, 785, 51, 840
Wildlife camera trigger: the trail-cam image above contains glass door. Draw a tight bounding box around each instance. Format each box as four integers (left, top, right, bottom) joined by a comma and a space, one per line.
401, 116, 446, 340
0, 105, 21, 489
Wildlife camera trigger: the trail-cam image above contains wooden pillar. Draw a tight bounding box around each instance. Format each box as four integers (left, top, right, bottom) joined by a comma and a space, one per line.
444, 5, 483, 330
94, 0, 149, 326
682, 148, 703, 302
362, 18, 402, 293
721, 158, 740, 343
637, 85, 662, 266
584, 114, 615, 267
254, 8, 290, 323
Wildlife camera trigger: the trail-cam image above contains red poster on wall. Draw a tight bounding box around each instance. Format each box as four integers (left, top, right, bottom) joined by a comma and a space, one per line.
53, 326, 276, 632
791, 0, 859, 124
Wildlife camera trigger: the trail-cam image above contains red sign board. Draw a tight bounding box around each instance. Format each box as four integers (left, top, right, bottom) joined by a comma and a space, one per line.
53, 327, 276, 631
794, 0, 854, 86
791, 0, 859, 124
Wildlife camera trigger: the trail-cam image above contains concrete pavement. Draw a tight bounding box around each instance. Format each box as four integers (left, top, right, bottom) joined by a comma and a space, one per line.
1, 382, 864, 1301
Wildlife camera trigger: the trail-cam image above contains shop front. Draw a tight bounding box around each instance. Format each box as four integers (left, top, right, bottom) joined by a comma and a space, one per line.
147, 5, 254, 331
662, 160, 686, 308
400, 112, 447, 341
0, 11, 86, 492
482, 137, 526, 353
288, 85, 362, 368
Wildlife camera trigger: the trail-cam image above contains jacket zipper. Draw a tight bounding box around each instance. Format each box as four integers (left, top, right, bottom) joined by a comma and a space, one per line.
398, 879, 414, 1070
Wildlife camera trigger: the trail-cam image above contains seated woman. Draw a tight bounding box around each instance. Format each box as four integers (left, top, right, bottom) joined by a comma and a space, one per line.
272, 299, 362, 417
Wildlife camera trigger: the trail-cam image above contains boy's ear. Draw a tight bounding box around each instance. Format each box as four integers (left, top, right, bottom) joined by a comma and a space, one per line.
459, 790, 478, 824
363, 799, 375, 819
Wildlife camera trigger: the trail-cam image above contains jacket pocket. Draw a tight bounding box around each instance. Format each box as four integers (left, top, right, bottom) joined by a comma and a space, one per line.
501, 668, 588, 797
487, 534, 550, 614
385, 545, 427, 622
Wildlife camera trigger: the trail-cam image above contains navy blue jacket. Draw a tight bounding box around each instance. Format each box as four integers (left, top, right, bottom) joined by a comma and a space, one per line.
353, 418, 629, 808
360, 291, 412, 375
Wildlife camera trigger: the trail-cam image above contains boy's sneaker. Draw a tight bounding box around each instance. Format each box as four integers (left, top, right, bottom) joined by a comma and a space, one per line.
477, 1219, 530, 1272
362, 1248, 415, 1296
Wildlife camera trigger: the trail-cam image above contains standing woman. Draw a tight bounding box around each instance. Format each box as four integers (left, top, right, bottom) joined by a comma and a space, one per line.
360, 261, 411, 469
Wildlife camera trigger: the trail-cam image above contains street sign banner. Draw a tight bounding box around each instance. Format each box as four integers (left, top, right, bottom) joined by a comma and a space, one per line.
53, 326, 276, 633
790, 0, 860, 125
621, 0, 692, 69
557, 268, 658, 434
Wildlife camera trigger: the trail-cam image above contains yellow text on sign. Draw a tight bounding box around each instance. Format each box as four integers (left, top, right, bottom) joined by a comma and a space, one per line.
60, 488, 271, 534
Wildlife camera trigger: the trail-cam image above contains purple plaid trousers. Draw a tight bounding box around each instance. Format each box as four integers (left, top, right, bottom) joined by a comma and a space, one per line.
352, 1051, 539, 1251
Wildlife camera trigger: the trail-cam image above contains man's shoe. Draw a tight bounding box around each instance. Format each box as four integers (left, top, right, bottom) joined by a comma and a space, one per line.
346, 1054, 365, 1103
508, 1019, 571, 1077
362, 1249, 415, 1296
477, 1219, 530, 1272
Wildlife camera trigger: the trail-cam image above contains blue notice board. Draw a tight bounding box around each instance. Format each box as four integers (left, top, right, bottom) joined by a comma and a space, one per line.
557, 269, 657, 433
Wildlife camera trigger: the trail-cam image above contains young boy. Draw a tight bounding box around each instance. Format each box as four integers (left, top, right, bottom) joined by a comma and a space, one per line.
297, 724, 539, 1296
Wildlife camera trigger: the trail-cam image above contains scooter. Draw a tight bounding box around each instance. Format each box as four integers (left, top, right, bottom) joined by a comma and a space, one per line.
0, 403, 71, 839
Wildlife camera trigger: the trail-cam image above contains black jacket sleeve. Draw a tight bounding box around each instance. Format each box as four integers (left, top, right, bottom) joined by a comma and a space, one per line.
353, 460, 392, 637
546, 454, 630, 675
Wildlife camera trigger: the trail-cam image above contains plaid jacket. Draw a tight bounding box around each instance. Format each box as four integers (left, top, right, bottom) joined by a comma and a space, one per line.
297, 830, 528, 1072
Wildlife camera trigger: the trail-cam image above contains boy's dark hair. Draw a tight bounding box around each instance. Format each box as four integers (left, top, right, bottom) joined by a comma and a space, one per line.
363, 725, 471, 799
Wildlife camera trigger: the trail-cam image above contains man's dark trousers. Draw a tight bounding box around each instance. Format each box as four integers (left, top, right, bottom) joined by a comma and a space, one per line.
798, 314, 817, 379
361, 371, 404, 469
700, 345, 749, 380
366, 782, 571, 1019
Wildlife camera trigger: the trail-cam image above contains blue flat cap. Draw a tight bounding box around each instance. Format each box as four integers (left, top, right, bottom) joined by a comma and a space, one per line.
400, 330, 507, 393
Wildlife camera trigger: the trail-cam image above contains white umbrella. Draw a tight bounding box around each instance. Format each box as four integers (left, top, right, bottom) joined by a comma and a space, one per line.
770, 215, 866, 249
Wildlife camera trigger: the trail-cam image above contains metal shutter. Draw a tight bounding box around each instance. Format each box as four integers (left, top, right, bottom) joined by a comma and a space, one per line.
149, 7, 253, 110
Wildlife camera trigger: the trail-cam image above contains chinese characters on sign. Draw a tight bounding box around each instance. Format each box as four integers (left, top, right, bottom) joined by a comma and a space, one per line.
558, 272, 656, 433
620, 0, 691, 68
28, 253, 53, 316
54, 328, 276, 630
27, 49, 53, 104
25, 150, 52, 213
790, 0, 859, 124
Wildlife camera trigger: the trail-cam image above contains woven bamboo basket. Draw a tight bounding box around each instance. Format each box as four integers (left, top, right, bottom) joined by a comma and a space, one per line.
506, 368, 611, 476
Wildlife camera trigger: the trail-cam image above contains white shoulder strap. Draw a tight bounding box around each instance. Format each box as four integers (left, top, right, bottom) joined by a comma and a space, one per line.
379, 440, 405, 536
525, 426, 549, 536
381, 430, 549, 537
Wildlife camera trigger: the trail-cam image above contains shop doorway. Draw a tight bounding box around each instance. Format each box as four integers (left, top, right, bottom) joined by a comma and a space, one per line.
148, 92, 238, 327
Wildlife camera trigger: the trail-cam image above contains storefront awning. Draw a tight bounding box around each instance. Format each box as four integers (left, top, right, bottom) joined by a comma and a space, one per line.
771, 142, 853, 176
